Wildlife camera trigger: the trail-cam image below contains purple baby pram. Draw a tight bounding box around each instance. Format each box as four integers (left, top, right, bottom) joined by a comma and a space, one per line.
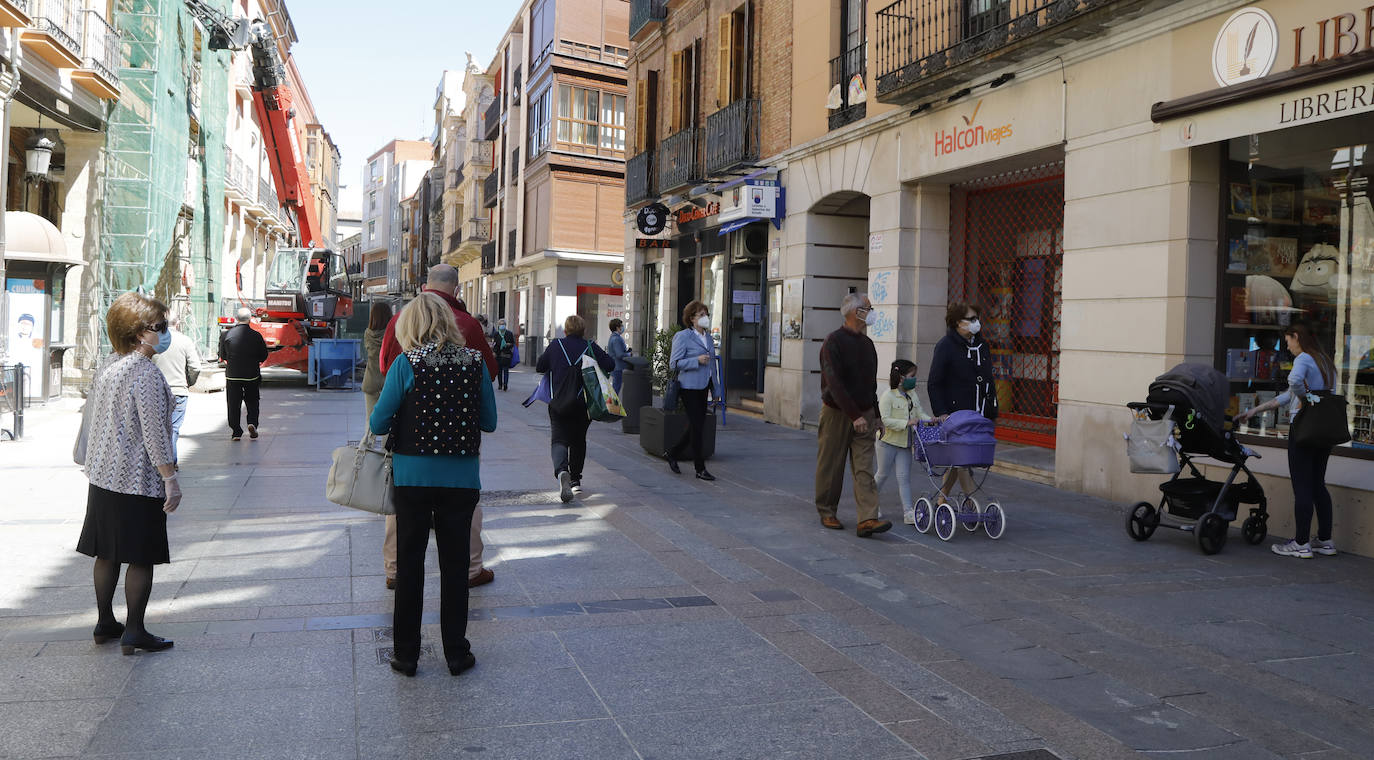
914, 410, 996, 467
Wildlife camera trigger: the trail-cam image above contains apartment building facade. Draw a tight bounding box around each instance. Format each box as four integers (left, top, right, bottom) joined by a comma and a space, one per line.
0, 0, 122, 399
446, 65, 495, 310
478, 0, 630, 361
359, 138, 430, 298
305, 123, 341, 249
623, 0, 793, 413
629, 0, 1373, 552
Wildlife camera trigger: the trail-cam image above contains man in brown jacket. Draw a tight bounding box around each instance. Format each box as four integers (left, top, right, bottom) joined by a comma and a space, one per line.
815, 292, 891, 537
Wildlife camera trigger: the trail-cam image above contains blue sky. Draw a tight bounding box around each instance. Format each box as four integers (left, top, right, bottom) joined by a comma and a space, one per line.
285, 0, 526, 214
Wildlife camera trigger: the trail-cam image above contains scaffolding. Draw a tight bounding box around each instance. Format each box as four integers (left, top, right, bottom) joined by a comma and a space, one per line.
87, 0, 231, 366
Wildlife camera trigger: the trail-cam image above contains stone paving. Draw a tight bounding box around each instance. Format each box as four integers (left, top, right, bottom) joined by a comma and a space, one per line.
1, 368, 1373, 759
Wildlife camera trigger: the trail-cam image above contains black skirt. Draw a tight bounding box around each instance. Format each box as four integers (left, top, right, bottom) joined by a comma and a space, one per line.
76, 484, 170, 565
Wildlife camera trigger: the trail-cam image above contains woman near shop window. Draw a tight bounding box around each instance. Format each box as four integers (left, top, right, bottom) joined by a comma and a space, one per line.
665, 300, 718, 481
76, 292, 181, 656
927, 302, 998, 504
1234, 324, 1338, 559
875, 359, 934, 526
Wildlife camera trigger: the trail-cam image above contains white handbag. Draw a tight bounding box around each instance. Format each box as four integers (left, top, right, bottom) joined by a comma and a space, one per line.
326, 432, 395, 514
1125, 405, 1181, 474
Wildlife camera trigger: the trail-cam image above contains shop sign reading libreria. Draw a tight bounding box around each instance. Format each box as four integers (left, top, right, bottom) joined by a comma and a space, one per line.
1159, 2, 1374, 150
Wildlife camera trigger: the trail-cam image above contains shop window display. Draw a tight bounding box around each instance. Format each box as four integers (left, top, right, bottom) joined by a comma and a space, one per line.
1221, 115, 1374, 450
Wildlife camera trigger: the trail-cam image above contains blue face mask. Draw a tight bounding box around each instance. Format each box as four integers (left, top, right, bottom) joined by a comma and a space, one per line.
152, 329, 172, 354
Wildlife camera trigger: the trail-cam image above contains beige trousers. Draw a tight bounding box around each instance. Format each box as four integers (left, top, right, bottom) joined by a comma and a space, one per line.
814, 404, 880, 523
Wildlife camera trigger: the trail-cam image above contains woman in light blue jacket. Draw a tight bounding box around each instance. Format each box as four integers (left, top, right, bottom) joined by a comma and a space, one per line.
1235, 323, 1338, 559
666, 300, 718, 480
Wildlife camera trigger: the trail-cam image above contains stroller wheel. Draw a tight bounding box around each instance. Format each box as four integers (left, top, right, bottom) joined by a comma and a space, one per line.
934, 503, 957, 541
960, 497, 981, 532
982, 502, 1005, 540
1196, 513, 1229, 555
913, 498, 934, 534
1241, 515, 1267, 545
1126, 502, 1158, 541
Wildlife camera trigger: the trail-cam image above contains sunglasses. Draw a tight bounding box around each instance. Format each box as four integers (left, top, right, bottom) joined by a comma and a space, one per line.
149, 320, 168, 333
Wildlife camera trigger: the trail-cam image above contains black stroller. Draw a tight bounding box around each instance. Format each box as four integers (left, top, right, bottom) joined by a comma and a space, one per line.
1125, 363, 1269, 555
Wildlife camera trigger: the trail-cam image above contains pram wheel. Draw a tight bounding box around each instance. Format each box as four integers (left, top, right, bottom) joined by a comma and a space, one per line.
934, 503, 957, 541
1126, 502, 1159, 541
982, 503, 1005, 539
1196, 513, 1229, 555
913, 498, 934, 534
960, 497, 981, 532
1241, 515, 1267, 545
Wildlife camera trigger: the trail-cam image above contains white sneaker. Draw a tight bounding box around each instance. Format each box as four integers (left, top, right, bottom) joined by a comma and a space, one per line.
558, 471, 573, 503
1271, 540, 1313, 558
1312, 539, 1337, 556
902, 509, 915, 526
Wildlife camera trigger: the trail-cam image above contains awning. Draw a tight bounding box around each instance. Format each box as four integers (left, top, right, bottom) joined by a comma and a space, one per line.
1153, 54, 1374, 151
717, 218, 762, 236
3, 211, 81, 266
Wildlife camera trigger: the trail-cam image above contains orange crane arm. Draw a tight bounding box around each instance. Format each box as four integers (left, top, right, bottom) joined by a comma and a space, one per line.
251, 83, 322, 248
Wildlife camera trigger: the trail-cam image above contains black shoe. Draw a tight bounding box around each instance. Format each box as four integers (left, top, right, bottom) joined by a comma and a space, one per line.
447, 652, 476, 676
665, 452, 681, 474
695, 470, 716, 481
93, 620, 125, 644
390, 657, 418, 677
120, 631, 173, 656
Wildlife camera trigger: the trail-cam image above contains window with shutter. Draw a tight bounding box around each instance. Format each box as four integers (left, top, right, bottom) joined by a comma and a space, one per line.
717, 13, 734, 109
670, 50, 684, 134
635, 78, 648, 153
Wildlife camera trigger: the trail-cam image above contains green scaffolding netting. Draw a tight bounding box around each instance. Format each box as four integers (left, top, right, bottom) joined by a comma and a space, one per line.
90, 0, 231, 365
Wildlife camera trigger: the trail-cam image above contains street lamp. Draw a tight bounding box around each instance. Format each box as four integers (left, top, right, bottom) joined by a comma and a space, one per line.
24, 131, 55, 179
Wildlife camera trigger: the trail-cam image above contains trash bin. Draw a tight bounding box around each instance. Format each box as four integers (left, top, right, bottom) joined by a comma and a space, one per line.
308, 339, 361, 391
620, 356, 651, 434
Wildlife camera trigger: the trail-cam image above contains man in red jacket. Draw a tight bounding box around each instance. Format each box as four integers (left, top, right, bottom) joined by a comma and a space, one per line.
377, 264, 498, 590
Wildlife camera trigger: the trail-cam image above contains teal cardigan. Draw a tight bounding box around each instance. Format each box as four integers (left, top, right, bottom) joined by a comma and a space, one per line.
368, 352, 498, 489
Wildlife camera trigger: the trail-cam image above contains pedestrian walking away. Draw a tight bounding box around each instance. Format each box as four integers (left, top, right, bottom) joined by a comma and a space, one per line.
928, 302, 998, 504
368, 293, 497, 677
493, 318, 516, 391
150, 315, 203, 463
75, 292, 183, 656
218, 307, 268, 442
876, 359, 934, 526
1235, 323, 1339, 559
665, 302, 718, 481
607, 317, 631, 395
379, 265, 498, 590
814, 292, 891, 537
536, 314, 615, 502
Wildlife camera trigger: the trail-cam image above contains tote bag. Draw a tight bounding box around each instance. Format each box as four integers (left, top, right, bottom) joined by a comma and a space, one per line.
580, 350, 624, 422
1125, 406, 1180, 474
325, 432, 395, 515
1289, 391, 1351, 449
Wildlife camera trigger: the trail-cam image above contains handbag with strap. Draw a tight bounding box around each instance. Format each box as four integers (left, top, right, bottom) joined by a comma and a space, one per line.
1125, 405, 1180, 474
1289, 390, 1351, 449
325, 432, 395, 515
580, 348, 624, 422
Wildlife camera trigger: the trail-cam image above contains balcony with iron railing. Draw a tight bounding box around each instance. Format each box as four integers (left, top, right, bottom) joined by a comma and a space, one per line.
448, 230, 463, 252
21, 0, 82, 69
483, 98, 502, 140
704, 98, 760, 176
72, 8, 119, 99
630, 0, 667, 42
481, 240, 497, 273
483, 170, 499, 208
555, 39, 629, 67
656, 127, 700, 192
626, 150, 655, 206
828, 43, 866, 131
874, 0, 1158, 104
224, 149, 250, 202
0, 0, 32, 28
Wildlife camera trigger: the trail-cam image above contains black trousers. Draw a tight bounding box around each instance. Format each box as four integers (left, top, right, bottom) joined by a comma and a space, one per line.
1287, 443, 1334, 544
392, 485, 479, 665
549, 408, 592, 480
225, 378, 260, 436
671, 386, 710, 473
498, 364, 511, 390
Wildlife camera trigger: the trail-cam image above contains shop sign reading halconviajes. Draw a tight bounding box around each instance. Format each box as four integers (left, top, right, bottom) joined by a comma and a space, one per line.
1211, 8, 1278, 87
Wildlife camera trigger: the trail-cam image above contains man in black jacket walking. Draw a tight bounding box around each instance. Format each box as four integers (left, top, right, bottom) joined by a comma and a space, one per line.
219, 307, 269, 441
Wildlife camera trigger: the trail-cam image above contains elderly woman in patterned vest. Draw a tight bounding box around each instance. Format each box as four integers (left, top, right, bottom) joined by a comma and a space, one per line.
77, 292, 182, 656
369, 292, 497, 677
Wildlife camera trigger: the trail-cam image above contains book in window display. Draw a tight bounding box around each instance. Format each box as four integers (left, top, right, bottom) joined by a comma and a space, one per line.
1258, 181, 1294, 221
1264, 237, 1298, 277
1228, 182, 1254, 217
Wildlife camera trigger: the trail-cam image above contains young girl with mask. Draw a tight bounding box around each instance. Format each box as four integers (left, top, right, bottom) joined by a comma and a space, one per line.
875, 359, 933, 525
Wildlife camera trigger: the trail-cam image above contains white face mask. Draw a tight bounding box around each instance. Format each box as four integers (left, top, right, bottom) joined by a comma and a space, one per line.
696, 316, 711, 330
863, 309, 878, 326
967, 319, 981, 335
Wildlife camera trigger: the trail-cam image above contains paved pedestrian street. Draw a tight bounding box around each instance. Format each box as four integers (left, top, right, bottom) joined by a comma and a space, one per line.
2, 370, 1373, 760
